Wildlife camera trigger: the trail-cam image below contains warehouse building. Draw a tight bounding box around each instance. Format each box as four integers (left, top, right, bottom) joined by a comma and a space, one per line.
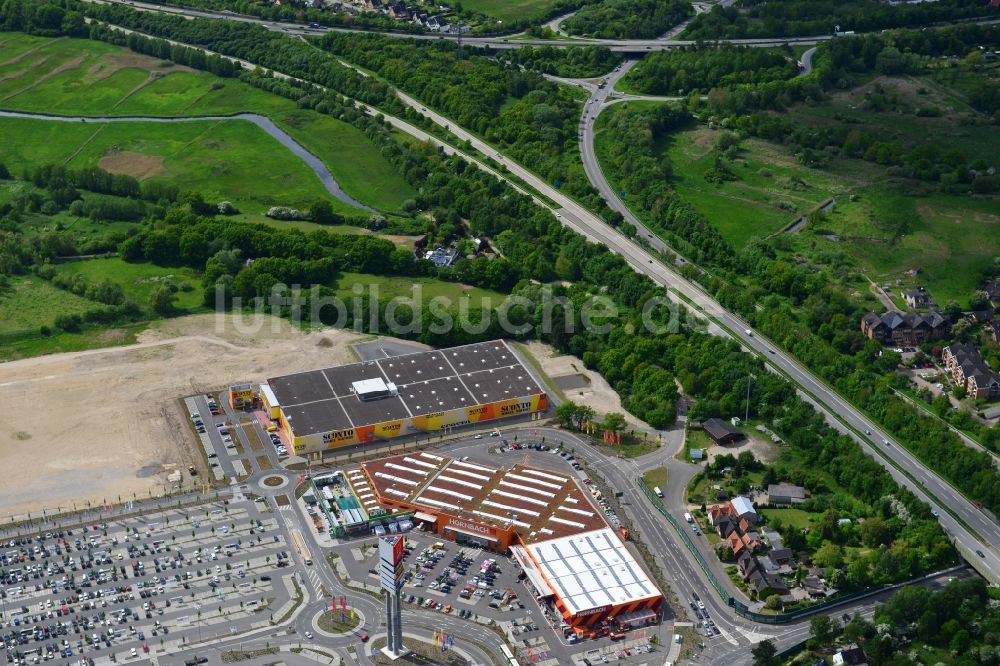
358, 451, 663, 631
511, 529, 662, 633
242, 340, 548, 456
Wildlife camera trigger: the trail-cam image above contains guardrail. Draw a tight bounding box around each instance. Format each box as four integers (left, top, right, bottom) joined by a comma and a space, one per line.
636, 479, 893, 624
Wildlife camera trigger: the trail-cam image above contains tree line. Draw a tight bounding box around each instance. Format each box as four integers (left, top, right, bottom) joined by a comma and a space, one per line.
622, 45, 799, 96
682, 0, 995, 40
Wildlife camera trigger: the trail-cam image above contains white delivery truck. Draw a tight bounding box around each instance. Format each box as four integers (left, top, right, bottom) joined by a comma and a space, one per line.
684, 512, 693, 524
654, 486, 663, 498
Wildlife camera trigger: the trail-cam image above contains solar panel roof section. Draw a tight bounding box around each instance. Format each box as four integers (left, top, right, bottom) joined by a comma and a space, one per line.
323, 361, 387, 395
462, 365, 542, 404
267, 340, 544, 436
341, 392, 411, 425
403, 376, 477, 415
377, 350, 453, 385
281, 399, 353, 435
269, 371, 336, 405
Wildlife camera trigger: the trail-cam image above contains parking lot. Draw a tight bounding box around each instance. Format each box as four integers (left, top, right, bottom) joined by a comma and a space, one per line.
1, 498, 295, 665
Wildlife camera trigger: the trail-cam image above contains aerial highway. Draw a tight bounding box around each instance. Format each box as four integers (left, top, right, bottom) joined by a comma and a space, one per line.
85, 2, 1000, 585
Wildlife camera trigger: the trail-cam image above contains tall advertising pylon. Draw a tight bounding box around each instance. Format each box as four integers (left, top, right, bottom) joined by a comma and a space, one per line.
378, 535, 408, 659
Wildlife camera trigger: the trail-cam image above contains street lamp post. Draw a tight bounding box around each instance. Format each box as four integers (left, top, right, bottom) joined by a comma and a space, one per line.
745, 373, 755, 424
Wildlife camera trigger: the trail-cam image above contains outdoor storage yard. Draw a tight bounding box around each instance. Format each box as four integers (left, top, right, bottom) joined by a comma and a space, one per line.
0, 314, 367, 522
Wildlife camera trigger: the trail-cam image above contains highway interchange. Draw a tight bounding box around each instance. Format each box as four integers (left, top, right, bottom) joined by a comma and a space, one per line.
13, 2, 1000, 661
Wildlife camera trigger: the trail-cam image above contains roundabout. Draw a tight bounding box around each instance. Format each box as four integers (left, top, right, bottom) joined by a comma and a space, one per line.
312, 607, 365, 637
259, 474, 289, 490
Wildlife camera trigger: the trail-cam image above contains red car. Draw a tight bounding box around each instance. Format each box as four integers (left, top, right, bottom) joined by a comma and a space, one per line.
359, 633, 369, 643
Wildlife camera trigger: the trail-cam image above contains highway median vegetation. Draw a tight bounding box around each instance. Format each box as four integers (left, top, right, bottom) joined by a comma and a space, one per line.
496, 45, 623, 78
312, 32, 610, 213
619, 45, 800, 96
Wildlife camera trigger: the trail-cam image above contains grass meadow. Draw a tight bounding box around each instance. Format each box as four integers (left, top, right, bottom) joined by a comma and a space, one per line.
453, 0, 564, 24
0, 276, 94, 336
0, 32, 416, 212
53, 258, 205, 311
0, 116, 343, 212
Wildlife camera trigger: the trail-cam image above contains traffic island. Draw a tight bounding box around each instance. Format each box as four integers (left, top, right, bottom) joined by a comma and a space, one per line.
260, 474, 287, 489
314, 607, 364, 636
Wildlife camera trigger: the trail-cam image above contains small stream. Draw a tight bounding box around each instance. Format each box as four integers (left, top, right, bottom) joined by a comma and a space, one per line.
0, 109, 373, 211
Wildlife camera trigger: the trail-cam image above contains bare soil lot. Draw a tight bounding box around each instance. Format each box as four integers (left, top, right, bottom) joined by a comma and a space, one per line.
98, 149, 165, 180
519, 340, 649, 428
0, 313, 363, 521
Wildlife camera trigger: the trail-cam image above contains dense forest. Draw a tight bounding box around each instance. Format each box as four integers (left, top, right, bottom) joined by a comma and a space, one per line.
622, 45, 800, 95
496, 45, 622, 78
682, 0, 995, 39
560, 0, 692, 39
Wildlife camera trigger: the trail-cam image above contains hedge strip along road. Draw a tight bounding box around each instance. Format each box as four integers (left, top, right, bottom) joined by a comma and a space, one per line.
88, 15, 1000, 585
0, 110, 373, 211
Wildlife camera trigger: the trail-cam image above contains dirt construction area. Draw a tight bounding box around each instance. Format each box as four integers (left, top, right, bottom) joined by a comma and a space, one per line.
519, 340, 649, 428
0, 313, 366, 522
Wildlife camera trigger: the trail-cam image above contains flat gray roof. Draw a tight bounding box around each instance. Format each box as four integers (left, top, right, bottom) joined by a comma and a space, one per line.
268, 340, 543, 436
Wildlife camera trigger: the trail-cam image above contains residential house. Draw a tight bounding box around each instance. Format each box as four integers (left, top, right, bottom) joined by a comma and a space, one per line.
802, 575, 827, 598
730, 496, 758, 525
860, 311, 950, 346
388, 2, 410, 18
903, 287, 934, 309
987, 320, 999, 344
769, 548, 793, 564
767, 483, 806, 505
425, 14, 441, 29
833, 646, 869, 666
425, 246, 457, 268
738, 551, 788, 597
710, 496, 758, 529
943, 343, 1000, 400
984, 279, 1000, 307
702, 417, 744, 445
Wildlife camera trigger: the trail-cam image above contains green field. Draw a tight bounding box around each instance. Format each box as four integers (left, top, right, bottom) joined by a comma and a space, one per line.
0, 32, 416, 211
0, 276, 95, 336
660, 123, 868, 248
789, 72, 999, 164
0, 116, 345, 212
333, 272, 507, 304
53, 258, 205, 311
793, 188, 1000, 307
759, 507, 814, 531
457, 0, 563, 23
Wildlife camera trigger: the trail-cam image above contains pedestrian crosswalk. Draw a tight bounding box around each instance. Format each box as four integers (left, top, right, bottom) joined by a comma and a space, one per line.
306, 567, 323, 595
